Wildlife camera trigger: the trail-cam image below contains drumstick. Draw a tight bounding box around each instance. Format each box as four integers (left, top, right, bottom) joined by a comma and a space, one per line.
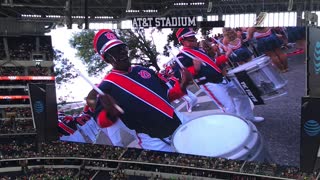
212, 37, 238, 57
167, 46, 200, 90
167, 48, 185, 68
73, 67, 124, 114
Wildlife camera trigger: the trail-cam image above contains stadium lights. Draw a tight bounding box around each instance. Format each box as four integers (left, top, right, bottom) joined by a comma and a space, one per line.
174, 3, 188, 6
72, 16, 86, 19
190, 2, 205, 6
94, 16, 113, 19
21, 14, 42, 18
142, 9, 158, 13
45, 15, 61, 18
126, 9, 140, 13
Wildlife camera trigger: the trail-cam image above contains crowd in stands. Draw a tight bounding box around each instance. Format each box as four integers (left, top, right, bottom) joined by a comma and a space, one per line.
0, 135, 38, 159
0, 167, 82, 180
78, 169, 99, 180
0, 80, 54, 86
40, 141, 126, 160
0, 66, 53, 76
27, 167, 78, 179
0, 99, 30, 105
2, 107, 32, 118
28, 66, 53, 76
0, 88, 28, 96
0, 119, 35, 134
39, 36, 54, 61
0, 139, 318, 179
8, 36, 34, 61
0, 36, 53, 61
0, 67, 25, 76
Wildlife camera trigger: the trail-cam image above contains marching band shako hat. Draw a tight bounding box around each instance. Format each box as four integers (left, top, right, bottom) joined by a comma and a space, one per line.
93, 29, 125, 58
176, 28, 196, 42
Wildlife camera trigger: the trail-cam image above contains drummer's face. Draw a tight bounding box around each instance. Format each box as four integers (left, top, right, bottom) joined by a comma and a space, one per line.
182, 36, 198, 48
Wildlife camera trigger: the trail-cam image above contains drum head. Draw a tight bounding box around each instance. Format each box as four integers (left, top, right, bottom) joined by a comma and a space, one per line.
228, 56, 270, 75
172, 114, 251, 157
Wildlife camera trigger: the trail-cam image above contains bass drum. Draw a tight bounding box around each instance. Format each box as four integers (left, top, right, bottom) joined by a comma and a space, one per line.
227, 55, 288, 101
172, 114, 266, 161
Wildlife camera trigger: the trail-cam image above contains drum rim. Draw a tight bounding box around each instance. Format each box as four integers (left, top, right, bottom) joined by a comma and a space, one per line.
227, 56, 270, 76
171, 113, 253, 157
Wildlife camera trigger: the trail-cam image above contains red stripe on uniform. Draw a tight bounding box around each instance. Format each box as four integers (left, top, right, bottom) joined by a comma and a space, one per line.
183, 48, 222, 73
76, 118, 85, 125
105, 72, 174, 118
58, 121, 75, 134
202, 84, 226, 112
182, 96, 191, 111
136, 132, 143, 148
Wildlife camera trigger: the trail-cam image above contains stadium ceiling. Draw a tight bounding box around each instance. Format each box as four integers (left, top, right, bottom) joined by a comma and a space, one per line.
0, 0, 319, 23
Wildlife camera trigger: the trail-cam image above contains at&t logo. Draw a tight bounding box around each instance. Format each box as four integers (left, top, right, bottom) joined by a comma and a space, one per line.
304, 119, 320, 136
34, 100, 44, 114
313, 41, 320, 74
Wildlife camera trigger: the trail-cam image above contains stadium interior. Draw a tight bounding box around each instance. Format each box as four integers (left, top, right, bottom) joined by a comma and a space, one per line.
0, 0, 320, 179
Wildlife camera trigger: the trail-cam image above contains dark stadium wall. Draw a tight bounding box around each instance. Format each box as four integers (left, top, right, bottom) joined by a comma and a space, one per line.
28, 83, 47, 142
28, 83, 58, 143
44, 83, 59, 142
301, 26, 320, 172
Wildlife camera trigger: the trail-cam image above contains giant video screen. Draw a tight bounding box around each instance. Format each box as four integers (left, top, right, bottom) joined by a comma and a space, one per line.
52, 26, 306, 168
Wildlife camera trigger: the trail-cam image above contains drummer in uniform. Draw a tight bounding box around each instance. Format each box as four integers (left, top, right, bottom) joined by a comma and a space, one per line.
87, 29, 193, 152
246, 27, 288, 72
174, 28, 264, 122
222, 28, 253, 66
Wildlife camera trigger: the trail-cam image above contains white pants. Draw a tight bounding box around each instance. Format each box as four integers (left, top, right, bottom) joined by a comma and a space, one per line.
200, 81, 255, 120
137, 111, 188, 152
100, 119, 137, 147
181, 90, 198, 112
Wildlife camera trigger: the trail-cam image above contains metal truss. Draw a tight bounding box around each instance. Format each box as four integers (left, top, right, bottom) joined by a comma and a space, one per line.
0, 0, 319, 23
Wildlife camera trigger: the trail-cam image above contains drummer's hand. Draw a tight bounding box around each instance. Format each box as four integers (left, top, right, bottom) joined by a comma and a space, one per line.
180, 68, 193, 89
193, 59, 202, 72
98, 94, 122, 122
276, 34, 283, 38
225, 48, 233, 58
86, 97, 97, 109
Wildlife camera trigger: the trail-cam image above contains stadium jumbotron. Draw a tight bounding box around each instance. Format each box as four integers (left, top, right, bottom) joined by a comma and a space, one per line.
0, 0, 320, 179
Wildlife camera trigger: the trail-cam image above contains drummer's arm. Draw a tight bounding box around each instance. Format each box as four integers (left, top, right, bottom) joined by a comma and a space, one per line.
168, 78, 186, 102
168, 70, 193, 102
189, 59, 201, 75
245, 27, 255, 41
215, 55, 229, 67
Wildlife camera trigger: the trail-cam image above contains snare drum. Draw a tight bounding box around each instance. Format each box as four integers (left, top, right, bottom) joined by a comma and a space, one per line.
172, 114, 265, 161
227, 56, 287, 100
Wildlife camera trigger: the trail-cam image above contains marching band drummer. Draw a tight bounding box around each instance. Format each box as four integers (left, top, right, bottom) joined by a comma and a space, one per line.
246, 27, 288, 73
173, 28, 264, 123
159, 63, 198, 113
86, 29, 193, 152
222, 28, 253, 66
